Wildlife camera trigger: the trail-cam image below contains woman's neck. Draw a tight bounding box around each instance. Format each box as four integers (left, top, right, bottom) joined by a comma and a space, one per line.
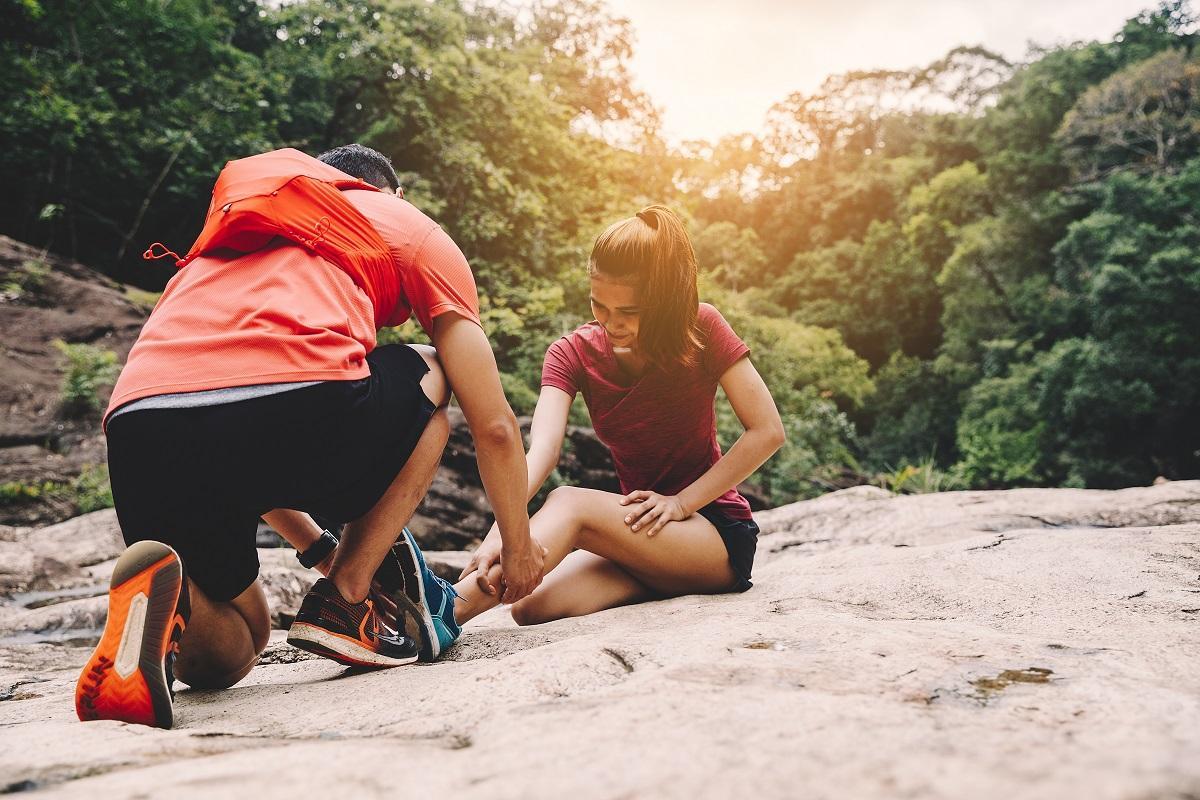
613, 346, 647, 378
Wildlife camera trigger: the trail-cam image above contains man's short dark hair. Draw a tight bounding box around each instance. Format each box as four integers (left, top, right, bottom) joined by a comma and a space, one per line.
317, 143, 400, 192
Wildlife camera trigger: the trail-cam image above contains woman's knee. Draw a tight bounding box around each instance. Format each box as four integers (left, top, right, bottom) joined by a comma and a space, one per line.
510, 594, 554, 626
544, 485, 586, 509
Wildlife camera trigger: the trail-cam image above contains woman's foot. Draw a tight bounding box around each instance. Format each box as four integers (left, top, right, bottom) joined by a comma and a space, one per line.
386, 528, 461, 661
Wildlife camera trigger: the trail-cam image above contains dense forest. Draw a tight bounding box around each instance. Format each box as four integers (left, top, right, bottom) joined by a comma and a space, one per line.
3, 0, 1197, 503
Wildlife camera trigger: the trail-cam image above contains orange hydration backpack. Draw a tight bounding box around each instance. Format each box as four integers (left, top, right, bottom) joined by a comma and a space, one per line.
150, 148, 398, 329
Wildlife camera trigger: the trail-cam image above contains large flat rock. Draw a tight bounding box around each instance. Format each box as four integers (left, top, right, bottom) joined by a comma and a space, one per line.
1, 482, 1198, 798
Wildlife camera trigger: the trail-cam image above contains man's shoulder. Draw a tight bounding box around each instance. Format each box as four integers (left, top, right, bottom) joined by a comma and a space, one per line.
342, 189, 439, 242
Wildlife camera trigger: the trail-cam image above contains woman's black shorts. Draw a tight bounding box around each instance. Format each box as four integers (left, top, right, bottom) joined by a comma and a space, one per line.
106, 344, 437, 602
696, 504, 759, 592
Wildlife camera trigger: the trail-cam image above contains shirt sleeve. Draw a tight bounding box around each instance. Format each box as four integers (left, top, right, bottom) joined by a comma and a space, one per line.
396, 226, 482, 333
700, 304, 750, 382
541, 338, 582, 398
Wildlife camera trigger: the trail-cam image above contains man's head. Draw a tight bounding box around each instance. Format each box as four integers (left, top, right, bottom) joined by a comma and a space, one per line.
317, 143, 401, 194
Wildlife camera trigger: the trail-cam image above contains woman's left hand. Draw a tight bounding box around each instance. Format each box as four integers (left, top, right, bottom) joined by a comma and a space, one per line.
619, 491, 690, 537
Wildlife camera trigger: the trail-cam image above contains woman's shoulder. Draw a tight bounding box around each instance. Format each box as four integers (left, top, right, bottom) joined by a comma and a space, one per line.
695, 302, 737, 338
546, 320, 606, 359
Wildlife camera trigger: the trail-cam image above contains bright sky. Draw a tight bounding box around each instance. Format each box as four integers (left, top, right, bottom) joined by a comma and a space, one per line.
574, 0, 1155, 142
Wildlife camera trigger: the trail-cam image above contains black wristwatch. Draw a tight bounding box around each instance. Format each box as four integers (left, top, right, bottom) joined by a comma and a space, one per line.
297, 529, 339, 569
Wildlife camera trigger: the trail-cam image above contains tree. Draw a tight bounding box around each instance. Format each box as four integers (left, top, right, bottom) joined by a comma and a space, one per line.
692, 221, 767, 292
0, 0, 282, 282
1058, 48, 1200, 180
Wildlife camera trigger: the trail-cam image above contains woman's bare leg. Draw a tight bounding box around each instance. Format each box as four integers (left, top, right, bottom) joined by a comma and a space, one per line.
509, 551, 652, 625
454, 486, 737, 625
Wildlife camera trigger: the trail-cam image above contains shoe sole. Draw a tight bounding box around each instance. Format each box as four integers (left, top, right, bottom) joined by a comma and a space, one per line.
395, 532, 441, 660
286, 623, 419, 668
75, 541, 185, 728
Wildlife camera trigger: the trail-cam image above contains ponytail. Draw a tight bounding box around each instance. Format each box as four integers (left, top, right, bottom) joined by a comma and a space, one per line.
589, 205, 701, 370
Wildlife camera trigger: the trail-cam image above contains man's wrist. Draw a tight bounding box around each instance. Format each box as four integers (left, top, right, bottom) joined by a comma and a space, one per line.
498, 527, 532, 554
297, 529, 339, 569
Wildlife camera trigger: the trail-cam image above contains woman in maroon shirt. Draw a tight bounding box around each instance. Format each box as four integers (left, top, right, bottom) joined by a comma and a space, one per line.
451, 205, 785, 625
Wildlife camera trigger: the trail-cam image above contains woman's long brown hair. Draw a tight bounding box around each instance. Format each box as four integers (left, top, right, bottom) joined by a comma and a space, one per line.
588, 205, 702, 370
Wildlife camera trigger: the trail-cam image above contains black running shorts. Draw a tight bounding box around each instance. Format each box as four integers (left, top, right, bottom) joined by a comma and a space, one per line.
106, 344, 437, 602
696, 504, 759, 592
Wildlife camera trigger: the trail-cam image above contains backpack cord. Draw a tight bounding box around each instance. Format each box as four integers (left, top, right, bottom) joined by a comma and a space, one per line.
143, 242, 183, 264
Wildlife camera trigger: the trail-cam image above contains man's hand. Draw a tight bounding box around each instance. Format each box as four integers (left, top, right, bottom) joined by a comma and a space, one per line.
498, 536, 546, 604
619, 490, 690, 537
460, 525, 503, 596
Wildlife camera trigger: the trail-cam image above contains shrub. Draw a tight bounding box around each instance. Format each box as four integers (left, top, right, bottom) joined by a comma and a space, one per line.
54, 340, 121, 417
0, 259, 50, 303
0, 480, 61, 505
71, 464, 114, 513
875, 455, 966, 494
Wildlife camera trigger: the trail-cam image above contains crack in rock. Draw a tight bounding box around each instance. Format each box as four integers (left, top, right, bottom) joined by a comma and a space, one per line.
0, 677, 48, 701
774, 538, 833, 552
602, 648, 635, 673
967, 536, 1008, 551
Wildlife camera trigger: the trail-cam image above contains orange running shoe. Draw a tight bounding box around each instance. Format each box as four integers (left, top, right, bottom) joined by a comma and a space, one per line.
75, 540, 189, 729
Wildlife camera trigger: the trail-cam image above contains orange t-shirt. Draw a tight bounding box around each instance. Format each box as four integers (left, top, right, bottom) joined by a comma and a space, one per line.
105, 190, 480, 422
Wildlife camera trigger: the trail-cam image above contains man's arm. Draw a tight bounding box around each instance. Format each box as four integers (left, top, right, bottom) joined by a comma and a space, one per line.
461, 385, 572, 593
430, 312, 544, 603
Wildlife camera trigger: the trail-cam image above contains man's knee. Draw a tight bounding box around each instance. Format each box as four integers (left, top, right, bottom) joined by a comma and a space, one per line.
175, 579, 270, 689
422, 406, 450, 448
406, 344, 449, 407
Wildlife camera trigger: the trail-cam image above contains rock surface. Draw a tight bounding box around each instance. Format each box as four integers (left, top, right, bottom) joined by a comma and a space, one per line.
2, 481, 1198, 798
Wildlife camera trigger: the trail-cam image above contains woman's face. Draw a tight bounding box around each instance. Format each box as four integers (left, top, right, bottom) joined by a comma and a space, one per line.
589, 273, 641, 348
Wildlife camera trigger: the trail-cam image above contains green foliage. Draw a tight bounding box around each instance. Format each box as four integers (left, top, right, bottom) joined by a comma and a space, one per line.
749, 389, 861, 502
54, 340, 120, 417
121, 286, 162, 312
1058, 48, 1200, 179
0, 466, 113, 513
0, 480, 60, 506
499, 371, 541, 417
714, 289, 875, 410
0, 259, 49, 303
858, 353, 964, 472
955, 364, 1048, 486
5, 0, 1199, 505
70, 464, 114, 513
875, 455, 966, 495
693, 220, 768, 292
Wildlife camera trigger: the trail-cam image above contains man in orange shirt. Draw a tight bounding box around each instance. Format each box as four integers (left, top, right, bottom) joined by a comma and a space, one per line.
75, 145, 544, 729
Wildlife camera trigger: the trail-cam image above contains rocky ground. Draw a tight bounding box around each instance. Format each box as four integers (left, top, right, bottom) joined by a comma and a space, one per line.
1, 481, 1197, 798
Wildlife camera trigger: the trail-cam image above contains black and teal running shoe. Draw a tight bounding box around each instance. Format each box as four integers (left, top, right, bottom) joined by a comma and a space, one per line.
383, 528, 460, 661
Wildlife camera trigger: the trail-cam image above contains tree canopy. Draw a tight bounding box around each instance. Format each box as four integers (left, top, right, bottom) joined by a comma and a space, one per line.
3, 0, 1197, 500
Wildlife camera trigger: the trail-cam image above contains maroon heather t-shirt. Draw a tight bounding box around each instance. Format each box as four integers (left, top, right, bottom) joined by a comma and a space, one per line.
541, 302, 753, 521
